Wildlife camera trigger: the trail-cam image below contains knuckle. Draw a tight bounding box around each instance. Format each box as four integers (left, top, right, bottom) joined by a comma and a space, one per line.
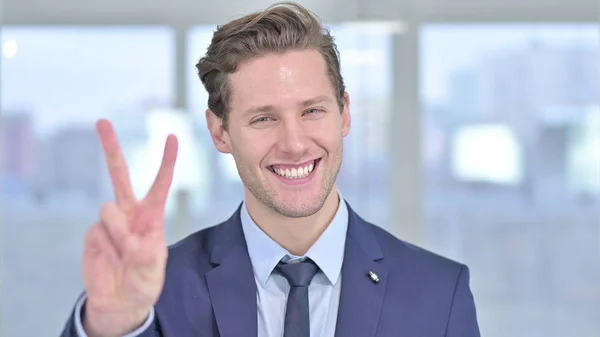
99, 202, 116, 217
84, 224, 100, 247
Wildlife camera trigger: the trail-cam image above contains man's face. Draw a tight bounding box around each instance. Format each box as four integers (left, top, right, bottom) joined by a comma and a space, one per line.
207, 49, 351, 218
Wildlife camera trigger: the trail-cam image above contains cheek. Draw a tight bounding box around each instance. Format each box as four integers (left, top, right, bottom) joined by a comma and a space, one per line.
309, 134, 342, 157
232, 134, 270, 167
309, 116, 343, 141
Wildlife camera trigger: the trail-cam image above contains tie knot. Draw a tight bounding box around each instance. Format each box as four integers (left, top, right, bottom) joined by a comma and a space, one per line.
276, 259, 319, 287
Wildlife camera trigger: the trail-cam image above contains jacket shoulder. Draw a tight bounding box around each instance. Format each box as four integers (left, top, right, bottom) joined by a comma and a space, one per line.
165, 222, 222, 267
368, 222, 466, 275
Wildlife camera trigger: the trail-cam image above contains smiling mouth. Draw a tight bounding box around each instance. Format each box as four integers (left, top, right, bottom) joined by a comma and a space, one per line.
269, 158, 321, 179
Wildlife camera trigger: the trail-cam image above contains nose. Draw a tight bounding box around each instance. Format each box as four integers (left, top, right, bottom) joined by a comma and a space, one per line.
276, 117, 309, 156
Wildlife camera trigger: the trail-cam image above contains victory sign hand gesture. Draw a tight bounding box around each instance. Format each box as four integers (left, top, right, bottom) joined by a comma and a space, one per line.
81, 119, 178, 337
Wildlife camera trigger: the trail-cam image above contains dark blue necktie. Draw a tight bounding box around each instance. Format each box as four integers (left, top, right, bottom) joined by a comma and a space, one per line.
276, 259, 319, 337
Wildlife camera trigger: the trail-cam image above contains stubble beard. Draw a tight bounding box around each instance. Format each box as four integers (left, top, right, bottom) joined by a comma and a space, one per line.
237, 147, 343, 219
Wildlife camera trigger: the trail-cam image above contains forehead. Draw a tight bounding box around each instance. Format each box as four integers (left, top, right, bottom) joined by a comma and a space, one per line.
227, 50, 335, 113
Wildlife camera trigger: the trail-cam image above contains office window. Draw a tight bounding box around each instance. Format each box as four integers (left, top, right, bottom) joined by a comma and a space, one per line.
186, 23, 396, 230
1, 26, 175, 336
329, 22, 395, 228
420, 24, 600, 337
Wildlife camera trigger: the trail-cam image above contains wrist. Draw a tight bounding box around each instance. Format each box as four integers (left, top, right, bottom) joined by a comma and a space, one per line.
83, 303, 150, 337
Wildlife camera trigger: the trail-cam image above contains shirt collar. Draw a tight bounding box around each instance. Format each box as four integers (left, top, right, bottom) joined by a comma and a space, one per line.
240, 190, 348, 287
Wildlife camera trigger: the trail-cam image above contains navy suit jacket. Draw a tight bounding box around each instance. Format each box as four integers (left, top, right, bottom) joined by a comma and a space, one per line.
61, 202, 480, 336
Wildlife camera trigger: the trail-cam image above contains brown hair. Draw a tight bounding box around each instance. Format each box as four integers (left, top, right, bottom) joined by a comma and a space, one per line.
196, 1, 346, 130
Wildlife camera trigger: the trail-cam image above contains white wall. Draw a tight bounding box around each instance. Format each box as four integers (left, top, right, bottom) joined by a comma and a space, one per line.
3, 0, 597, 25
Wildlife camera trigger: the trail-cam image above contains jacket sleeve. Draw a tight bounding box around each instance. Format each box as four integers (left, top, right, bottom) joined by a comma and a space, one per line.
59, 293, 162, 337
445, 265, 481, 337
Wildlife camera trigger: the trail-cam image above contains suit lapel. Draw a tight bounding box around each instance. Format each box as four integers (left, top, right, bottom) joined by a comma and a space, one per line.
335, 204, 388, 337
205, 206, 258, 337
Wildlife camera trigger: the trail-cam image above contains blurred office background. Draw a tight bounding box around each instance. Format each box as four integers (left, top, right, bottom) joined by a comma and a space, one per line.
1, 0, 598, 336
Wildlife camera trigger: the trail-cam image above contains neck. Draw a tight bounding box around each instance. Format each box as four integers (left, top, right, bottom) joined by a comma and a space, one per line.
245, 187, 340, 256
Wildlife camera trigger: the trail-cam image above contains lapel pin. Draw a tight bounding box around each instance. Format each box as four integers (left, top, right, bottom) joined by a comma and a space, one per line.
368, 271, 380, 284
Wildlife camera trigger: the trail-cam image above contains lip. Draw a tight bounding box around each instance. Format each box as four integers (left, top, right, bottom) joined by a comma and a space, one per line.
268, 158, 319, 169
269, 158, 321, 186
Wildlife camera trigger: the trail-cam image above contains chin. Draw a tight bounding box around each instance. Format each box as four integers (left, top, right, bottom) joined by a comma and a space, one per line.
275, 180, 340, 220
270, 196, 326, 218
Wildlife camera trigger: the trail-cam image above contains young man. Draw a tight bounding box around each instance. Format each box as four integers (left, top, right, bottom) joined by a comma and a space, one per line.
61, 2, 480, 337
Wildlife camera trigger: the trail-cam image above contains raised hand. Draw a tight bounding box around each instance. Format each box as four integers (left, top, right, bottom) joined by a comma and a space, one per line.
81, 119, 178, 337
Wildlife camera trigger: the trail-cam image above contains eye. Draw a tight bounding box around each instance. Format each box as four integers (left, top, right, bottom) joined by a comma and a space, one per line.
305, 108, 324, 115
252, 116, 272, 123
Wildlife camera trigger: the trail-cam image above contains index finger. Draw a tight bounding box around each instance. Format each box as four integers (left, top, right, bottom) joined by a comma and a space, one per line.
96, 119, 136, 206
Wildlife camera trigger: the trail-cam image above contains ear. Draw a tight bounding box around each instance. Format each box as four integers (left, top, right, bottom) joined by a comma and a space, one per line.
341, 92, 351, 137
205, 109, 232, 154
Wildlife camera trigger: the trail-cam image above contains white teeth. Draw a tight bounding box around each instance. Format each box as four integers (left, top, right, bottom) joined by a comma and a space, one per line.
273, 160, 316, 179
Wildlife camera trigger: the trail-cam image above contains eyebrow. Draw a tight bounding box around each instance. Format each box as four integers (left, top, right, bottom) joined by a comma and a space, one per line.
299, 95, 333, 107
242, 95, 333, 117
